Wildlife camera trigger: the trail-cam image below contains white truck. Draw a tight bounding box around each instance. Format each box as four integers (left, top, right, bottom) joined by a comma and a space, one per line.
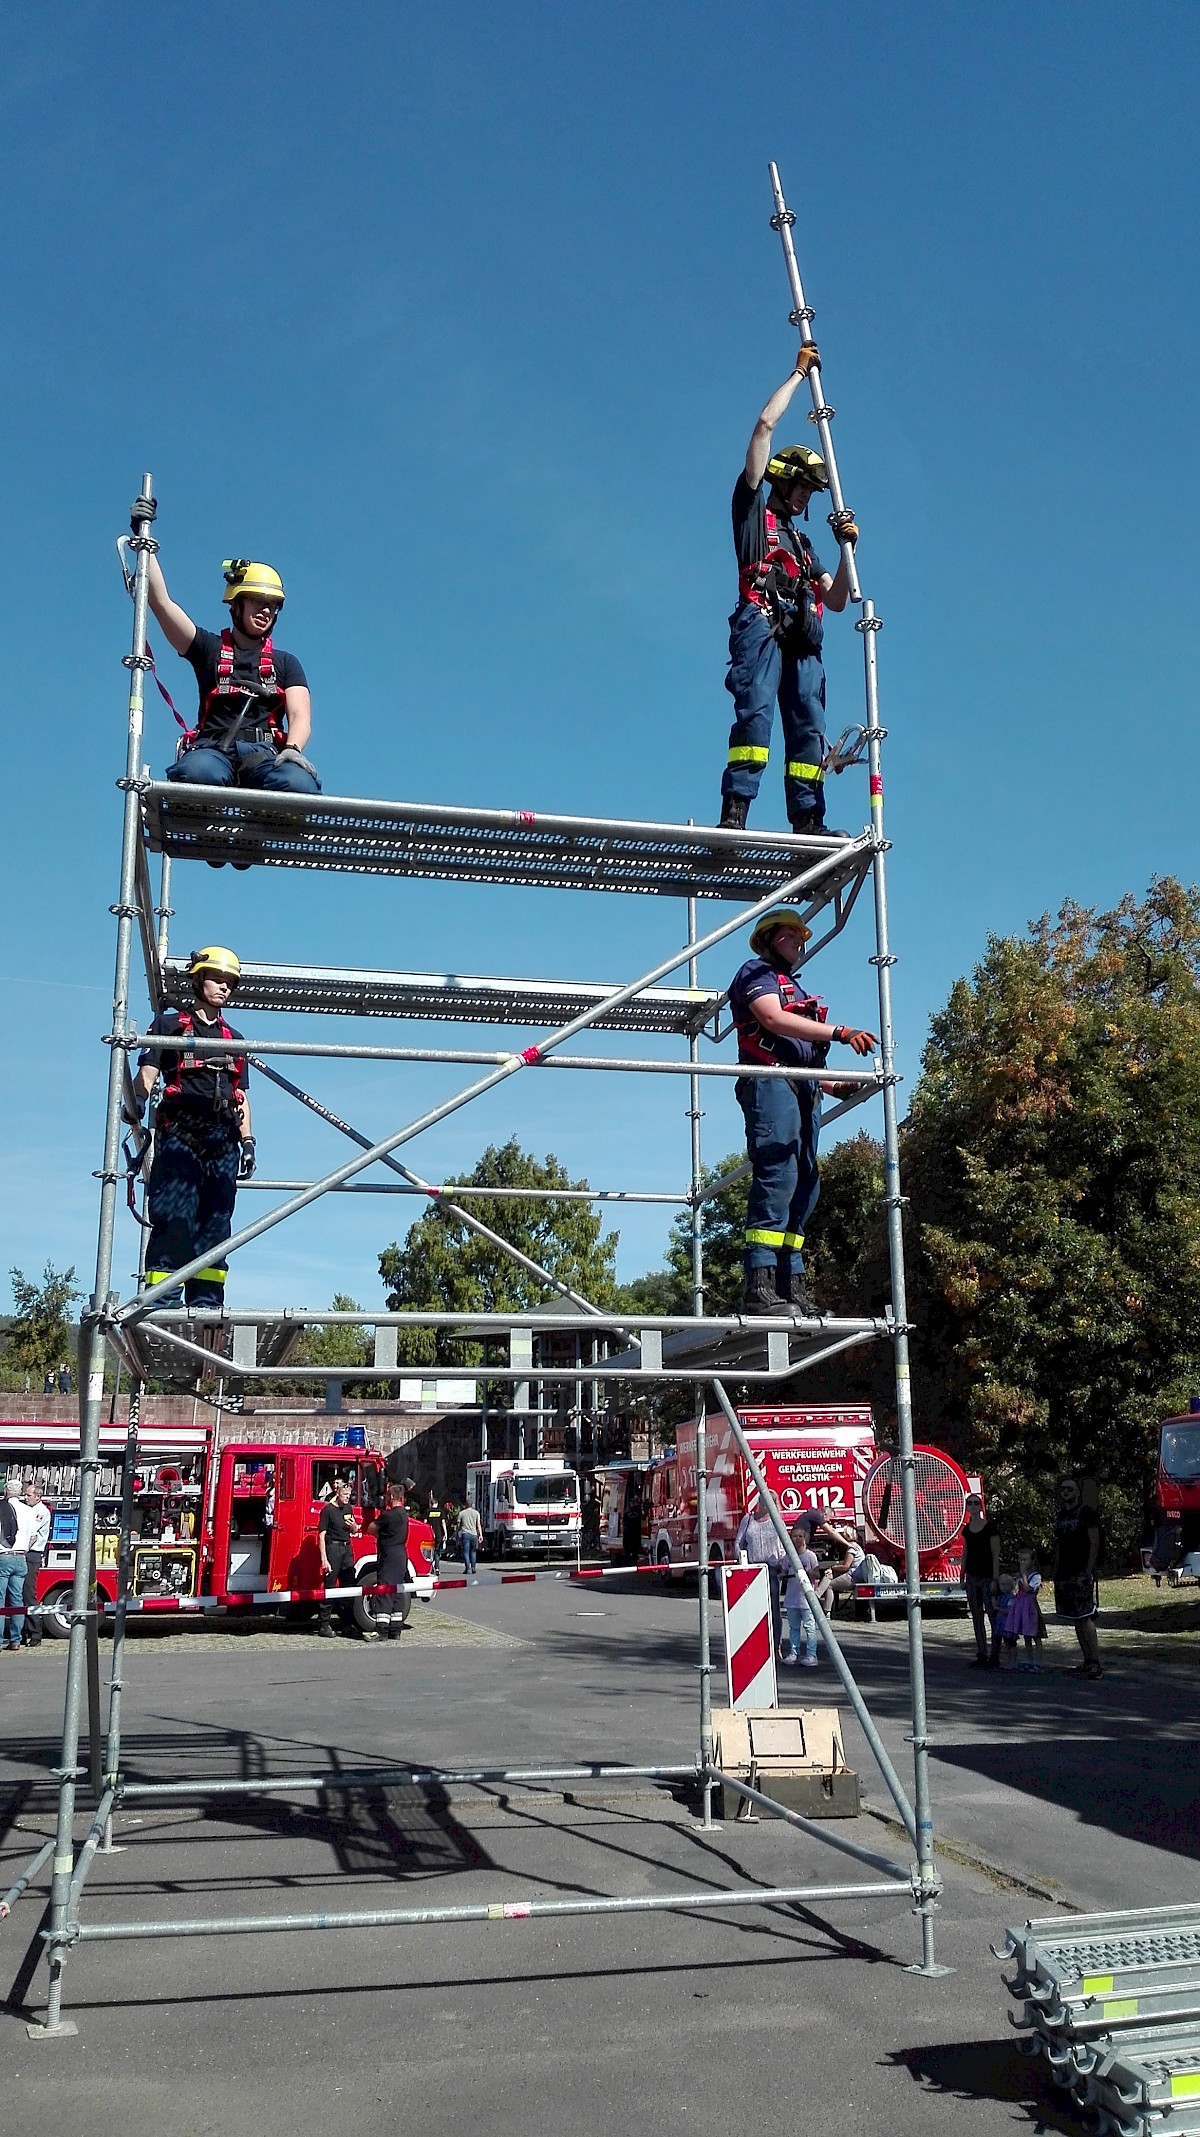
465, 1457, 582, 1558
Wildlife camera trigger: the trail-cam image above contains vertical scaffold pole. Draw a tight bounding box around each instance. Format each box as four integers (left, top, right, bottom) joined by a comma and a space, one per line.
766, 170, 943, 1974
695, 1406, 715, 1827
100, 1380, 142, 1851
35, 477, 156, 2038
686, 864, 705, 1318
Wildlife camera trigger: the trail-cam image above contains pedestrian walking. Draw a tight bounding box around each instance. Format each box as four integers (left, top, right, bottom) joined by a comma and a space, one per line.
961, 1491, 1001, 1668
1053, 1477, 1103, 1679
373, 1485, 411, 1641
457, 1498, 482, 1578
718, 344, 859, 833
17, 1482, 50, 1648
735, 1490, 789, 1659
317, 1481, 357, 1638
0, 1495, 27, 1652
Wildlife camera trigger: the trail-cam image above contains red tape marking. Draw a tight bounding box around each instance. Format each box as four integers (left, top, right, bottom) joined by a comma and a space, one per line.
520, 1045, 542, 1065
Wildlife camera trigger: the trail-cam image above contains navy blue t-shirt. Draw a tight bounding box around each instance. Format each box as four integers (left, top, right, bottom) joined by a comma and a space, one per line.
728, 957, 827, 1071
731, 473, 827, 581
184, 626, 307, 741
138, 1008, 249, 1115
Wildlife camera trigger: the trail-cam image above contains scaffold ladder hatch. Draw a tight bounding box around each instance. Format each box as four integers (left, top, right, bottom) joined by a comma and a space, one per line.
27, 164, 943, 2039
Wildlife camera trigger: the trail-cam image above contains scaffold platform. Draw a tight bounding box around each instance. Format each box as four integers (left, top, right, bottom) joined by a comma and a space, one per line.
162, 957, 725, 1035
142, 782, 873, 902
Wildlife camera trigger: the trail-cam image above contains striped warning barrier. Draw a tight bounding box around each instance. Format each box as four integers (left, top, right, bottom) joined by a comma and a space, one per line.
50, 1559, 710, 1619
721, 1563, 778, 1711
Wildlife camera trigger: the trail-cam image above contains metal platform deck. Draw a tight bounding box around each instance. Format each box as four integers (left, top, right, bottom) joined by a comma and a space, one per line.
161, 957, 724, 1035
142, 783, 873, 901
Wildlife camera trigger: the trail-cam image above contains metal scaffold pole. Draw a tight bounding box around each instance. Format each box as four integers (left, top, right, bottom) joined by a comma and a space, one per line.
768, 163, 943, 1973
34, 477, 157, 2038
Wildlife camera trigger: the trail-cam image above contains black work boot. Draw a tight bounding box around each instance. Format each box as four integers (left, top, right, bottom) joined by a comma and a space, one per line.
786, 1269, 816, 1318
718, 794, 750, 831
742, 1266, 787, 1316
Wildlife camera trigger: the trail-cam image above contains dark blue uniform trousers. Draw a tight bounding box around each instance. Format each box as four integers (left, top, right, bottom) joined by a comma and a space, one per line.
145, 1116, 241, 1307
737, 1076, 821, 1286
721, 601, 827, 828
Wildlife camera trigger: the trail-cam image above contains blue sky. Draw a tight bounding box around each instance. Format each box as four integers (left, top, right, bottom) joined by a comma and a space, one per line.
3, 1, 1198, 1315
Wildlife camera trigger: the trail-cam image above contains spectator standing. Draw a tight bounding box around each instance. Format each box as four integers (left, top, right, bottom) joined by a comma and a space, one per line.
961, 1491, 1001, 1668
17, 1482, 50, 1648
42, 1371, 55, 1396
373, 1485, 411, 1642
458, 1498, 482, 1578
1006, 1548, 1045, 1670
317, 1481, 357, 1639
1053, 1477, 1103, 1680
735, 1490, 789, 1659
57, 1363, 72, 1396
783, 1519, 820, 1667
0, 1496, 27, 1651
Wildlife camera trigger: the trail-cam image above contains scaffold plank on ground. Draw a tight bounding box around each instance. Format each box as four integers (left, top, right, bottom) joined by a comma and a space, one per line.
142, 782, 872, 900
161, 956, 723, 1033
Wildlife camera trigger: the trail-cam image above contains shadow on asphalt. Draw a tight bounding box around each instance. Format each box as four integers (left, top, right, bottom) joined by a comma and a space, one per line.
932, 1734, 1200, 1863
890, 2037, 1080, 2135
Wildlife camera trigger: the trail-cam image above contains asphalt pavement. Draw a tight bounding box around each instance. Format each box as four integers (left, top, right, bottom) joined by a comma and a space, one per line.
1, 1569, 1196, 2135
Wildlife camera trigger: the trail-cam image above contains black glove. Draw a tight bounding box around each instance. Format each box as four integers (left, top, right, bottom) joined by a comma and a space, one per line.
130, 495, 158, 531
238, 1138, 257, 1181
122, 1091, 147, 1126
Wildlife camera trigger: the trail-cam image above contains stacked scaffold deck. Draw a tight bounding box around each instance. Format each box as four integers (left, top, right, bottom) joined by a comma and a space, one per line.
1000, 1905, 1200, 2135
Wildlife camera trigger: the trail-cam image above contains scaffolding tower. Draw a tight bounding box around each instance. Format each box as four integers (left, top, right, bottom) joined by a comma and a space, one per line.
27, 168, 944, 2034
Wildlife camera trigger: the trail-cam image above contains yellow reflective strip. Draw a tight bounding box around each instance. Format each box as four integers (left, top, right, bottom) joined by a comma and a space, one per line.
745, 1228, 786, 1247
1083, 1976, 1114, 1994
192, 1268, 228, 1284
727, 746, 770, 765
1171, 2074, 1200, 2100
786, 761, 825, 783
146, 1270, 173, 1287
780, 1231, 805, 1249
1101, 1999, 1138, 2020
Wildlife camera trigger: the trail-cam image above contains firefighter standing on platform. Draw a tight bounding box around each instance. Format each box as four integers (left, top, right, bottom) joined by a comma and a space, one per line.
144, 539, 321, 796
730, 909, 877, 1316
718, 346, 858, 834
129, 947, 256, 1309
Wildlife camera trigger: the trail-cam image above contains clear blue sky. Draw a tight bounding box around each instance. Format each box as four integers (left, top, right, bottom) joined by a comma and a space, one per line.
3, 1, 1197, 1315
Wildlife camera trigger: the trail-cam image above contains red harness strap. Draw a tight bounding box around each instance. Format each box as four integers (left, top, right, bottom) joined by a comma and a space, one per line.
198, 630, 287, 747
739, 510, 824, 626
159, 1010, 247, 1110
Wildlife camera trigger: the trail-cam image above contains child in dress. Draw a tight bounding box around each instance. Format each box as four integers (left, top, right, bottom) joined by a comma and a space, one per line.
1006, 1547, 1044, 1670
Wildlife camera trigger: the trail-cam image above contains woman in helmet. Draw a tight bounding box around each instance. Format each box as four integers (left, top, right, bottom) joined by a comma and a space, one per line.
145, 549, 320, 795
130, 947, 256, 1310
718, 345, 858, 834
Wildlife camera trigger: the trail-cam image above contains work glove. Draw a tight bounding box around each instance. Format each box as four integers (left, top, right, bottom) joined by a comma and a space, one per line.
833, 1026, 879, 1058
238, 1137, 257, 1181
274, 745, 319, 777
794, 342, 820, 377
828, 506, 859, 546
122, 1091, 147, 1126
130, 495, 158, 531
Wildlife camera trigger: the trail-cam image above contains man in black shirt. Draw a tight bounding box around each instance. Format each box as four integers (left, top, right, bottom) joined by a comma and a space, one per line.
373, 1484, 412, 1641
317, 1481, 357, 1637
130, 945, 255, 1310
1053, 1477, 1103, 1679
718, 345, 858, 835
960, 1492, 1002, 1668
146, 547, 320, 795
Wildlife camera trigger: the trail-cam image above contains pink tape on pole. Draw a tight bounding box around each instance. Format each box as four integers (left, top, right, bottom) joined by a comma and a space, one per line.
520, 1046, 542, 1066
517, 811, 536, 825
870, 775, 883, 798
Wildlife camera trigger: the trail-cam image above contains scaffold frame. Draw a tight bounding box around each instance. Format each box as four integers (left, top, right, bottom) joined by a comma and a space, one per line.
27, 167, 946, 2037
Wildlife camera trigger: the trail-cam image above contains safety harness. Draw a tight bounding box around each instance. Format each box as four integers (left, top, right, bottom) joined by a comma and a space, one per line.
157, 1009, 247, 1124
734, 961, 831, 1073
739, 511, 824, 647
199, 630, 287, 747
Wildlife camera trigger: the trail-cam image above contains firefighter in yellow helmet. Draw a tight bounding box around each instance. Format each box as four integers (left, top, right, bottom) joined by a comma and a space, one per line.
718, 345, 859, 835
143, 528, 321, 807
129, 948, 256, 1310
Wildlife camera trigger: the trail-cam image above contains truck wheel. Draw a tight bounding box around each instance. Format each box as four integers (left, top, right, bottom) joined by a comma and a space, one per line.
41, 1586, 73, 1639
657, 1543, 672, 1585
353, 1563, 411, 1636
706, 1547, 724, 1600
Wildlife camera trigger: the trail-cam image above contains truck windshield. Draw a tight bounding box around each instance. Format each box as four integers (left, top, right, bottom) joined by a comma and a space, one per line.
1161, 1422, 1200, 1479
514, 1476, 576, 1507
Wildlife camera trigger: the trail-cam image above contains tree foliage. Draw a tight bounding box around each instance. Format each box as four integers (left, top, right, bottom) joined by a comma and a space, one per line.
4, 1263, 83, 1382
378, 1138, 618, 1368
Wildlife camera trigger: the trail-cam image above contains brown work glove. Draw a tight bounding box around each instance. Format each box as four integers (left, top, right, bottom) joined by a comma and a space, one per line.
829, 506, 859, 546
794, 342, 820, 377
833, 1025, 879, 1057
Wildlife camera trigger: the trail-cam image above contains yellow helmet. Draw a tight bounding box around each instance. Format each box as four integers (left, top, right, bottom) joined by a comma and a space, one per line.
188, 946, 241, 989
749, 908, 812, 959
765, 444, 828, 494
221, 559, 285, 610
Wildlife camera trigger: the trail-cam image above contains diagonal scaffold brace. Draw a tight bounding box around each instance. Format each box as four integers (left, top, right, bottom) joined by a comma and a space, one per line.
768, 160, 945, 1976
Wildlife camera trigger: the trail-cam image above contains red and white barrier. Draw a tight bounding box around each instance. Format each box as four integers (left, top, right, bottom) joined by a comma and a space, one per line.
720, 1564, 778, 1711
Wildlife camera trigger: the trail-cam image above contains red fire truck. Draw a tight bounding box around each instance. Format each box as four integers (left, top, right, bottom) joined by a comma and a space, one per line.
643, 1405, 978, 1606
1153, 1403, 1200, 1581
0, 1423, 436, 1633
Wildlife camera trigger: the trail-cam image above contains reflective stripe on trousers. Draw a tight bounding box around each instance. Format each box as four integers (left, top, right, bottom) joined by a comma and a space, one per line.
721, 601, 827, 825
736, 1074, 821, 1277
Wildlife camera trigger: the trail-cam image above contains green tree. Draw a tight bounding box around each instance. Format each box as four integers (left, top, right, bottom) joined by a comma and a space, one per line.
4, 1263, 83, 1385
378, 1138, 618, 1368
902, 879, 1200, 1550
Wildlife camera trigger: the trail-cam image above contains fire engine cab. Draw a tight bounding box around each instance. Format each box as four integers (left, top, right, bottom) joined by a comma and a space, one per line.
0, 1423, 436, 1633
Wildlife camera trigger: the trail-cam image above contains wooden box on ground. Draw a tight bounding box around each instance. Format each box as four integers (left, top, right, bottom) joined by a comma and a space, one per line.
710, 1707, 863, 1820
